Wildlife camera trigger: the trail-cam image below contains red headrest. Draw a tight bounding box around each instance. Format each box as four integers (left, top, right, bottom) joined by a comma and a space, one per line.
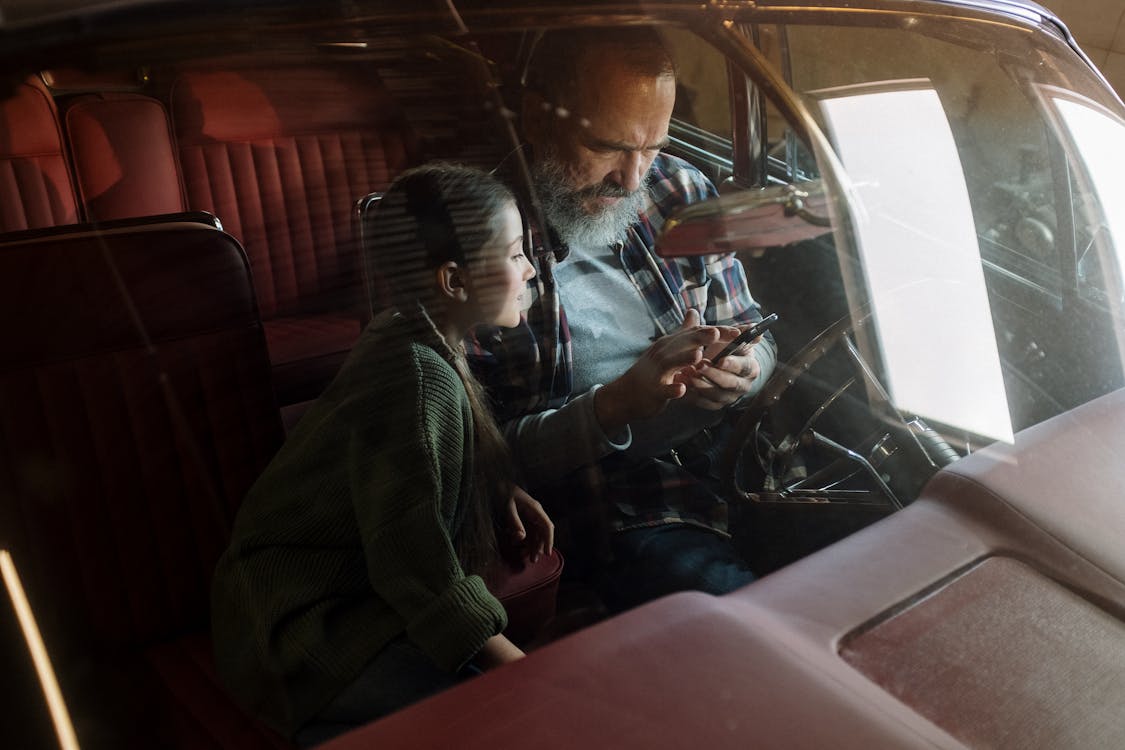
172, 64, 401, 144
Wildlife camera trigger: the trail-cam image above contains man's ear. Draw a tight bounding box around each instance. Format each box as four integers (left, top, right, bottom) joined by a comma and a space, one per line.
436, 261, 468, 302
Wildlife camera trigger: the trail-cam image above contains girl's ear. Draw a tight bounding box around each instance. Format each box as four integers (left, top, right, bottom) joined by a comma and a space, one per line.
436, 261, 469, 302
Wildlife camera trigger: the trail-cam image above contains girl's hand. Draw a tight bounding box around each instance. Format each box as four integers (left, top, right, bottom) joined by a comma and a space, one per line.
477, 634, 525, 670
504, 486, 554, 564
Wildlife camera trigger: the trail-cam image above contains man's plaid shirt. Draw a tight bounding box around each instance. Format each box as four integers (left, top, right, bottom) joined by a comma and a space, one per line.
468, 153, 773, 559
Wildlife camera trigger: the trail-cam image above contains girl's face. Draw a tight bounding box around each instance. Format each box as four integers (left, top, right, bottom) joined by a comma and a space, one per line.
465, 201, 536, 328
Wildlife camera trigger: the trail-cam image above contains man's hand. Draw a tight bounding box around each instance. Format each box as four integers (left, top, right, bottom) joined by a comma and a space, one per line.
595, 309, 721, 433
684, 326, 764, 410
502, 486, 554, 564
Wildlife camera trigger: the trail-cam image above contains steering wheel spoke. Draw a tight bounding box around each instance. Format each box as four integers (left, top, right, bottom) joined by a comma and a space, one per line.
723, 308, 953, 508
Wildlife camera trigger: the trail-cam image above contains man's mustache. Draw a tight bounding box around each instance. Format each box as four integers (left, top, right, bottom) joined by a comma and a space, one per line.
573, 182, 634, 200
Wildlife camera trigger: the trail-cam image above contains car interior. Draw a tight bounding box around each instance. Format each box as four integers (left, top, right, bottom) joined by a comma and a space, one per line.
3, 3, 1125, 748
0, 35, 568, 749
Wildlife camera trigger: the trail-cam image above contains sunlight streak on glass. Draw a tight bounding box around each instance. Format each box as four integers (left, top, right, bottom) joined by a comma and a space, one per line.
1, 549, 80, 750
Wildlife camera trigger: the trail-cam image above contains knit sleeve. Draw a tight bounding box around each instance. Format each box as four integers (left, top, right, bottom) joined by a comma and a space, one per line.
348, 348, 507, 673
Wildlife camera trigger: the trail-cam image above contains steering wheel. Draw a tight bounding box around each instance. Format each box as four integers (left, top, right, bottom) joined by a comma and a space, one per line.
720, 310, 958, 508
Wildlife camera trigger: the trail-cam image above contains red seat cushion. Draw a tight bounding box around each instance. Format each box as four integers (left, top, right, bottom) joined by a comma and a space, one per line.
264, 313, 365, 403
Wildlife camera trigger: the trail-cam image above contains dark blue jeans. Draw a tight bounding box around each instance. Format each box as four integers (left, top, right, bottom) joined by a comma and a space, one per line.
293, 636, 478, 747
598, 524, 756, 614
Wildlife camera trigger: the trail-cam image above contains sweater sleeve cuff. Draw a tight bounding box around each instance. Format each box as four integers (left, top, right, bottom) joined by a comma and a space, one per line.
405, 575, 508, 673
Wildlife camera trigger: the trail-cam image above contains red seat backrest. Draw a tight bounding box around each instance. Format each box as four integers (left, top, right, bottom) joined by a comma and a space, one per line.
0, 75, 80, 231
64, 92, 188, 221
0, 220, 284, 651
170, 64, 413, 320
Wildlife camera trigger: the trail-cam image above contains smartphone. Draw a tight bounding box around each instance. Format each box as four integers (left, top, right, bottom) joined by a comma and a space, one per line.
712, 313, 779, 363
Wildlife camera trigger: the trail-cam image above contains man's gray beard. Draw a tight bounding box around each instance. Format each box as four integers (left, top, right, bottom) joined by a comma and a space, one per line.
531, 157, 649, 248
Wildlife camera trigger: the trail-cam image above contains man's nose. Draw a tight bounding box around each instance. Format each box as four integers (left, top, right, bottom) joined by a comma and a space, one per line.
613, 150, 646, 193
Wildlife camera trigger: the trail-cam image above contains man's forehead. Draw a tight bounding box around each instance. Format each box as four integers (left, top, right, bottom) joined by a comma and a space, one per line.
571, 56, 670, 96
574, 67, 673, 110
578, 122, 670, 152
569, 71, 674, 138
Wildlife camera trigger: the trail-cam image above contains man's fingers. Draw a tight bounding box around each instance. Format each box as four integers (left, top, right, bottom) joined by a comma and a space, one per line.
681, 308, 702, 329
660, 382, 687, 400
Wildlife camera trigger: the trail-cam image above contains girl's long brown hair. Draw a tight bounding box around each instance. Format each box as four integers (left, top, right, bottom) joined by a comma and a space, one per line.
364, 163, 518, 576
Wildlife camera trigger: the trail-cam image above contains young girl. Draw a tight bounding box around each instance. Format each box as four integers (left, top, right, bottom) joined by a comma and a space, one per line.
211, 163, 550, 745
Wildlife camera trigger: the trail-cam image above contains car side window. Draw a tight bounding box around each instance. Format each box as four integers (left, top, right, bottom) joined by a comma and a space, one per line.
662, 26, 731, 138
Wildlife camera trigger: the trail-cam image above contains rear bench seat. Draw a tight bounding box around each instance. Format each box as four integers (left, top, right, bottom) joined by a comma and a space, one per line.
170, 63, 416, 404
47, 62, 417, 405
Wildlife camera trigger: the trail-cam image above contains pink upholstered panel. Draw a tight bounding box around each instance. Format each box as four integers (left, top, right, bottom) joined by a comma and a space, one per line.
65, 93, 187, 220
0, 76, 80, 231
171, 65, 411, 319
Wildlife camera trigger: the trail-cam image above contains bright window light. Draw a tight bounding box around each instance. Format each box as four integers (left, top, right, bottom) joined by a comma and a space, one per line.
1053, 97, 1125, 308
816, 81, 1014, 443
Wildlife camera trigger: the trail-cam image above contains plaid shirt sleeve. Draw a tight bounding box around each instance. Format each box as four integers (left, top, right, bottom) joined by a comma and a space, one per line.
626, 154, 776, 341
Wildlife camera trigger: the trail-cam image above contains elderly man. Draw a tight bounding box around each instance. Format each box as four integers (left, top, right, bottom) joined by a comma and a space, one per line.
469, 27, 777, 612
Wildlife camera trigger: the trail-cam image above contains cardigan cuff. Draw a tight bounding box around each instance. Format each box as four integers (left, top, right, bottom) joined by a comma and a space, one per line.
406, 575, 508, 673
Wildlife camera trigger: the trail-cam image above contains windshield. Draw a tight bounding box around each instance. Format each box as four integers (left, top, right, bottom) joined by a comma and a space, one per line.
5, 3, 1125, 746
717, 15, 1125, 448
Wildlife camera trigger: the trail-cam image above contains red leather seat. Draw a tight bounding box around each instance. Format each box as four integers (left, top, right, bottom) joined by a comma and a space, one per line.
492, 550, 565, 646
0, 75, 80, 231
64, 92, 188, 221
0, 219, 291, 749
170, 64, 416, 404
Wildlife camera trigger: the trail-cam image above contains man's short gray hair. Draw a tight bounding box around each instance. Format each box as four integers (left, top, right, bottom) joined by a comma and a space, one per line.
525, 26, 675, 107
